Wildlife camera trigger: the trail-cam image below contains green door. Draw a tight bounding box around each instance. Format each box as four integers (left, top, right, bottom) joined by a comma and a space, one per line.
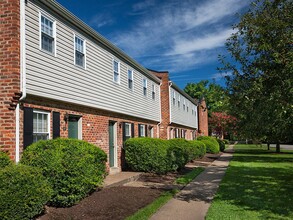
68, 117, 79, 139
109, 121, 115, 167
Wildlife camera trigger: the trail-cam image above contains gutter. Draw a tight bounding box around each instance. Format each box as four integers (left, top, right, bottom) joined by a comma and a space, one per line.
16, 0, 27, 163
168, 81, 172, 125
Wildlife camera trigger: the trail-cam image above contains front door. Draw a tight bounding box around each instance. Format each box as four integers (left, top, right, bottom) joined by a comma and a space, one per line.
109, 121, 116, 167
68, 116, 79, 139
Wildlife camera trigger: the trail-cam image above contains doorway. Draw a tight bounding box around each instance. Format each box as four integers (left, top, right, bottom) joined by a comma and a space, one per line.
68, 115, 82, 139
109, 121, 117, 168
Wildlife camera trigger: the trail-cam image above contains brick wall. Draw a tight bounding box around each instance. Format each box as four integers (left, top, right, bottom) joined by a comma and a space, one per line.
20, 95, 159, 170
0, 0, 21, 160
198, 98, 209, 136
148, 70, 170, 139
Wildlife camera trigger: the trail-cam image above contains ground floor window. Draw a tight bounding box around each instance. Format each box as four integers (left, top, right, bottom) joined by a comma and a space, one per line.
149, 126, 154, 138
139, 124, 145, 137
33, 111, 50, 142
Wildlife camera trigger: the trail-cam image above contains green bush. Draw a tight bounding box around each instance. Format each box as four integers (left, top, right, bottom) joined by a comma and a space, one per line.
217, 139, 226, 152
167, 139, 191, 170
0, 165, 52, 220
21, 138, 107, 207
0, 151, 12, 168
197, 136, 220, 154
124, 137, 171, 174
190, 140, 206, 158
223, 139, 230, 144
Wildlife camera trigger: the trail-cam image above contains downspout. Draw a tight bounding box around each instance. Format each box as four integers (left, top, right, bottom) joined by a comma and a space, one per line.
157, 81, 162, 138
168, 81, 172, 125
16, 0, 27, 163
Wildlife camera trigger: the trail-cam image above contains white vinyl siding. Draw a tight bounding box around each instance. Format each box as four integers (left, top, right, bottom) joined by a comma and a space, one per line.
33, 111, 50, 142
170, 87, 198, 129
74, 35, 86, 68
25, 1, 161, 122
40, 13, 56, 55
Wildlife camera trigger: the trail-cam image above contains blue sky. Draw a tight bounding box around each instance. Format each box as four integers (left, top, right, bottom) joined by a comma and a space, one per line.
57, 0, 250, 89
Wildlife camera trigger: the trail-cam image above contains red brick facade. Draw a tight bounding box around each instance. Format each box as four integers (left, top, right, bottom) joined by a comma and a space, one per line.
0, 0, 21, 160
197, 98, 209, 136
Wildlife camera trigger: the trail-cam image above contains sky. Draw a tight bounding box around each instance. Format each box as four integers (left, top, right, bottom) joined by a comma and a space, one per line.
56, 0, 250, 89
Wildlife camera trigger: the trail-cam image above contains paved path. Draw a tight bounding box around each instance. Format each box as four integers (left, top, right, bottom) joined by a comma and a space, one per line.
150, 147, 234, 220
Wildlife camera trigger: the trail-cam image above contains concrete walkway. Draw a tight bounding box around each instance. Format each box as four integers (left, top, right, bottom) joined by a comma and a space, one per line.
103, 171, 141, 187
150, 147, 234, 220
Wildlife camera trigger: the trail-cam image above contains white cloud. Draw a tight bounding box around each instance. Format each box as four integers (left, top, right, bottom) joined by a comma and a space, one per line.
89, 14, 114, 28
132, 0, 156, 12
211, 71, 233, 79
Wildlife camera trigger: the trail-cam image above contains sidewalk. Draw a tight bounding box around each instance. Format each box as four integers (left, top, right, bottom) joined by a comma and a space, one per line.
103, 171, 141, 187
150, 147, 234, 220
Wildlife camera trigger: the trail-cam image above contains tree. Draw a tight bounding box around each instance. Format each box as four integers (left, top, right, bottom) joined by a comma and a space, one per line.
209, 112, 238, 139
220, 0, 293, 152
184, 80, 229, 115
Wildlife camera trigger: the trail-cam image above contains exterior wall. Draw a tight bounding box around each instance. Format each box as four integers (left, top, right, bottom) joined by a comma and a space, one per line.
197, 98, 209, 136
25, 0, 161, 122
0, 0, 21, 160
170, 86, 198, 129
20, 95, 159, 171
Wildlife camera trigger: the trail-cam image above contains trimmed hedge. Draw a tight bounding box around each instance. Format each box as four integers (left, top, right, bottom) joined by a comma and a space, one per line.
190, 140, 206, 158
21, 138, 107, 207
197, 136, 220, 154
0, 151, 12, 168
168, 139, 192, 170
0, 165, 52, 220
124, 137, 171, 174
217, 139, 226, 152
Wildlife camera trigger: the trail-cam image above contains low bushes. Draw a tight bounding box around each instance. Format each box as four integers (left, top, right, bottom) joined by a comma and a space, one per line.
190, 140, 206, 158
217, 139, 226, 152
124, 138, 171, 174
0, 151, 12, 168
197, 136, 220, 154
21, 138, 107, 207
168, 139, 192, 170
0, 165, 52, 220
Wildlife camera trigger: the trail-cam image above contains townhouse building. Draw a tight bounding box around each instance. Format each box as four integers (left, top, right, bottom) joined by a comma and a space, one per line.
0, 0, 202, 173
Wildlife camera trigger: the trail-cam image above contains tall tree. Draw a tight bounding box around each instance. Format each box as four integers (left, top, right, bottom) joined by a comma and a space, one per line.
220, 0, 293, 152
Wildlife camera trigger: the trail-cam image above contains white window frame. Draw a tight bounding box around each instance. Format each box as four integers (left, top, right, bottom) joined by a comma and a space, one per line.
178, 95, 181, 108
143, 78, 147, 96
39, 12, 56, 56
33, 110, 50, 142
187, 102, 189, 112
125, 123, 131, 137
150, 126, 154, 138
183, 99, 186, 111
139, 124, 145, 137
152, 84, 155, 100
127, 69, 134, 91
113, 59, 120, 84
172, 91, 176, 105
74, 34, 86, 69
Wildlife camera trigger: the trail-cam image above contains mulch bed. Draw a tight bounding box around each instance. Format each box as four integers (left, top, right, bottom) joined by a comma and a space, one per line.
38, 152, 222, 220
38, 187, 162, 220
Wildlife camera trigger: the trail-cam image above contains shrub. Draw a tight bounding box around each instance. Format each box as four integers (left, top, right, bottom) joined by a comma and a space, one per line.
0, 165, 52, 220
167, 139, 192, 170
217, 139, 226, 152
190, 140, 206, 158
223, 139, 230, 144
0, 151, 12, 168
197, 136, 220, 154
21, 138, 107, 207
124, 137, 171, 174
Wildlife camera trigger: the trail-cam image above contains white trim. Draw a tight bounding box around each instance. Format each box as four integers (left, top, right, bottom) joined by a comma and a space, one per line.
125, 123, 131, 137
15, 104, 20, 163
39, 11, 57, 56
114, 122, 118, 167
139, 124, 145, 137
169, 83, 172, 124
127, 68, 134, 91
74, 34, 86, 69
78, 117, 82, 140
113, 59, 120, 84
33, 110, 51, 141
142, 78, 147, 96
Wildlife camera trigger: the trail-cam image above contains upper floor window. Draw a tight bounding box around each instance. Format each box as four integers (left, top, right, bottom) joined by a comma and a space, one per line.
33, 111, 50, 143
113, 60, 120, 83
152, 84, 155, 100
187, 103, 189, 112
75, 36, 86, 68
143, 78, 147, 96
40, 14, 55, 54
178, 95, 181, 108
183, 99, 186, 111
128, 69, 133, 90
172, 91, 176, 105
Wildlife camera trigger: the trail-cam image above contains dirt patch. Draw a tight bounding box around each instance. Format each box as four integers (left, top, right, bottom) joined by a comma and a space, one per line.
38, 187, 162, 220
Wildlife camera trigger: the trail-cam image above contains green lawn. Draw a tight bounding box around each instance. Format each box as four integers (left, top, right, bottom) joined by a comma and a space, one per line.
206, 144, 293, 220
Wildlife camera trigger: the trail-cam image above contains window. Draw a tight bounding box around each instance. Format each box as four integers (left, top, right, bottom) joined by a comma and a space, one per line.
149, 126, 154, 138
183, 99, 186, 111
33, 111, 50, 143
187, 103, 189, 112
143, 78, 147, 96
172, 91, 176, 105
128, 69, 133, 90
40, 14, 55, 54
178, 95, 181, 108
75, 36, 85, 68
113, 60, 120, 83
139, 124, 145, 137
125, 123, 131, 137
152, 84, 155, 100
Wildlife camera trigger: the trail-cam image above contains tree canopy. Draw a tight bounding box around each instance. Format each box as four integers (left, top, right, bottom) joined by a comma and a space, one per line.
220, 0, 293, 151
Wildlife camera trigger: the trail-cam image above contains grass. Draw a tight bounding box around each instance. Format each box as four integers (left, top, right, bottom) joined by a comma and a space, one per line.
206, 144, 293, 220
126, 167, 204, 220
